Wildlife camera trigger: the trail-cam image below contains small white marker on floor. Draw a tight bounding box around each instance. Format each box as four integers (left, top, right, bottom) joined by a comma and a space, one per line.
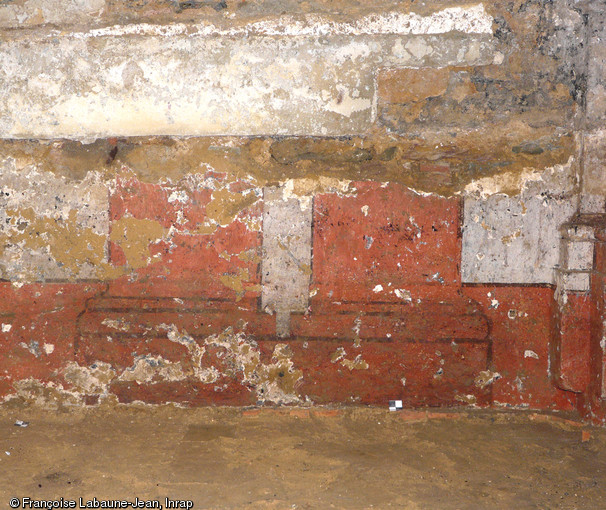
389, 400, 403, 412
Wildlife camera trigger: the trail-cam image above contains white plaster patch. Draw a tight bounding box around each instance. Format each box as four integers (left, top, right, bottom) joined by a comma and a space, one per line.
119, 355, 188, 384
1, 324, 12, 333
204, 329, 303, 404
261, 186, 313, 334
324, 88, 373, 118
462, 160, 577, 284
167, 190, 189, 204
474, 370, 501, 389
163, 325, 218, 383
101, 319, 131, 332
3, 378, 83, 409
19, 341, 40, 357
341, 354, 369, 371
524, 350, 540, 360
405, 38, 433, 59
394, 288, 412, 302
63, 5, 493, 39
493, 51, 505, 65
63, 361, 116, 395
331, 347, 347, 363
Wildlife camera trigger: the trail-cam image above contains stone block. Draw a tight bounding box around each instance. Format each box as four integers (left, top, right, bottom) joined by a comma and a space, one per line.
0, 5, 496, 138
377, 67, 451, 104
260, 186, 313, 332
565, 241, 594, 271
461, 166, 577, 284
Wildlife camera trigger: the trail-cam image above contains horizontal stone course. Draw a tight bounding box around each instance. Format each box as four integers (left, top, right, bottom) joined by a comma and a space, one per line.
0, 4, 497, 138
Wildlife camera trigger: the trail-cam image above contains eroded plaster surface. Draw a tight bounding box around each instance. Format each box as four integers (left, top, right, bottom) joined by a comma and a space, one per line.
261, 186, 313, 336
0, 0, 603, 420
0, 157, 109, 280
461, 159, 578, 284
0, 4, 496, 138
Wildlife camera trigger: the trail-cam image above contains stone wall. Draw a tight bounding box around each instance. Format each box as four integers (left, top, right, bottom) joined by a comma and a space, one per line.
0, 0, 605, 421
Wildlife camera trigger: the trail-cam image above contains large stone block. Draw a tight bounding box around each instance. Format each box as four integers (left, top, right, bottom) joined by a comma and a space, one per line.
261, 186, 313, 335
461, 163, 577, 284
0, 6, 496, 138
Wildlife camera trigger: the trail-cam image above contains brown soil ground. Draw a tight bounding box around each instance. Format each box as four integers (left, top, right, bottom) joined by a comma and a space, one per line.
0, 406, 604, 509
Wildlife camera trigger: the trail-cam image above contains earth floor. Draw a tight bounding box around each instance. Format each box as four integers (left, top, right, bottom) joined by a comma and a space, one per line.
0, 405, 604, 509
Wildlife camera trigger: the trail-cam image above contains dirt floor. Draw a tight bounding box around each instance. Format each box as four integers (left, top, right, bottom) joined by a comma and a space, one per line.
0, 406, 604, 509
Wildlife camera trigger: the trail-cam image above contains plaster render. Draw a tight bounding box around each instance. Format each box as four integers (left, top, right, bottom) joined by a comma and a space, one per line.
261, 186, 313, 336
0, 157, 109, 280
0, 5, 496, 138
0, 0, 604, 422
461, 160, 578, 284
